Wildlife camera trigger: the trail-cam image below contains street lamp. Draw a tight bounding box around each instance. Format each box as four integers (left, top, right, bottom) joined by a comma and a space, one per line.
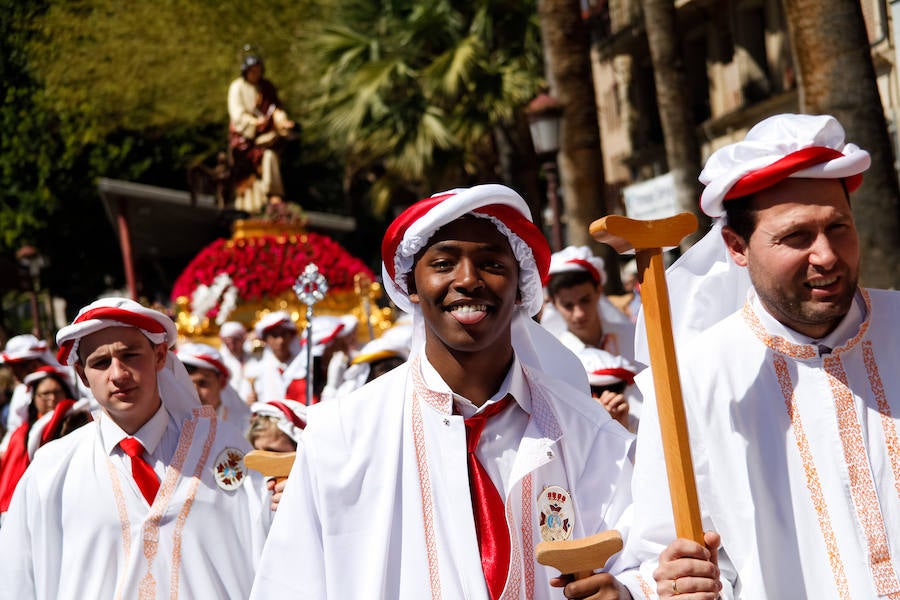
526, 92, 564, 251
16, 245, 47, 338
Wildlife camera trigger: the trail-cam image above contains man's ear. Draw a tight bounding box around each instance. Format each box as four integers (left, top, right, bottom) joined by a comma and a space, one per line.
721, 226, 750, 267
406, 274, 420, 305
154, 343, 168, 372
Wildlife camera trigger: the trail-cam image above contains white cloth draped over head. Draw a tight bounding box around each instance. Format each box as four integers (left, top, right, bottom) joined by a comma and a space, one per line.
636, 114, 872, 364
219, 320, 247, 339
253, 310, 298, 339
380, 184, 589, 391
22, 365, 74, 393
55, 297, 200, 423
302, 314, 357, 357
250, 399, 307, 443
548, 245, 607, 286
1, 334, 59, 366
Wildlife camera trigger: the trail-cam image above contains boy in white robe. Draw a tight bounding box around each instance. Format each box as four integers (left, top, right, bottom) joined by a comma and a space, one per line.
178, 341, 252, 435
618, 114, 900, 599
0, 298, 272, 600
251, 184, 636, 599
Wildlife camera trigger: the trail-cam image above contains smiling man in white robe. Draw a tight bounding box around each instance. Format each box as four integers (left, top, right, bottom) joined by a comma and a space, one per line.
251, 184, 636, 599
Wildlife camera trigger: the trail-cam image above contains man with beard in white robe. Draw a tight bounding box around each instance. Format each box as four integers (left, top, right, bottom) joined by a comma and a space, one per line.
617, 114, 900, 599
251, 184, 636, 599
0, 298, 272, 600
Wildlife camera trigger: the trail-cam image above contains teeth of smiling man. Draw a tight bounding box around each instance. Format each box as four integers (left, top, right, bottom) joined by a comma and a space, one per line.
450, 304, 487, 313
808, 277, 837, 288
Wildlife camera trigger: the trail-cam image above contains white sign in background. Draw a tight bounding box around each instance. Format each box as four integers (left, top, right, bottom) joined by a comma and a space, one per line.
623, 172, 678, 220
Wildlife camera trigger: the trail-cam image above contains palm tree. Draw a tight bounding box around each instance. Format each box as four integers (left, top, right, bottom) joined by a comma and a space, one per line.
301, 0, 545, 215
782, 0, 900, 288
641, 0, 707, 247
536, 0, 608, 248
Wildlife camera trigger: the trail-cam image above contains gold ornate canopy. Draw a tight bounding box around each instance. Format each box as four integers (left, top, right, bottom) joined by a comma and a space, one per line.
170, 218, 394, 344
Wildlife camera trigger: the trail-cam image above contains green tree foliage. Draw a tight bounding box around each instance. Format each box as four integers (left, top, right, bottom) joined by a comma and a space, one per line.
301, 0, 543, 213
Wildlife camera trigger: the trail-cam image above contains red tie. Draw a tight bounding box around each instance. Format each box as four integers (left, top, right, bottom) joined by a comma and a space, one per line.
119, 437, 160, 505
463, 395, 513, 600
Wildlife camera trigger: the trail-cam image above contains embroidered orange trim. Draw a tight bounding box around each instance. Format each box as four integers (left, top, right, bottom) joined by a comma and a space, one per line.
411, 358, 443, 600
775, 354, 851, 599
169, 409, 217, 599
107, 456, 132, 600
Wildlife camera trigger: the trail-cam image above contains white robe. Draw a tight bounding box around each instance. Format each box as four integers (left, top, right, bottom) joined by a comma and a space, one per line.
220, 345, 256, 403
0, 405, 272, 600
251, 348, 305, 404
619, 288, 900, 599
251, 357, 635, 599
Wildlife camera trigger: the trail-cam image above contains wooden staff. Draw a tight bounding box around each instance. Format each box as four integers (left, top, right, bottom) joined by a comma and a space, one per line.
591, 212, 703, 544
245, 449, 296, 484
536, 212, 702, 580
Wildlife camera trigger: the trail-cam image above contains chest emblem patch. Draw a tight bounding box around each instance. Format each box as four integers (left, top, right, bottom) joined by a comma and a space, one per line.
538, 485, 574, 542
214, 447, 247, 491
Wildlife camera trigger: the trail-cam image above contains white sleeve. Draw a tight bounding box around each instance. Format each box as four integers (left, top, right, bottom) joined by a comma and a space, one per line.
0, 471, 38, 600
249, 438, 326, 598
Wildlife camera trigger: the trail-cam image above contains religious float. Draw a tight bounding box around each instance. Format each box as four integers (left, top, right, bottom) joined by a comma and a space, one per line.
170, 212, 394, 344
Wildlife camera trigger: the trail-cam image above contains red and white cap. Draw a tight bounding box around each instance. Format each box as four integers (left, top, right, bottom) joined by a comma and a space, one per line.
380, 184, 588, 391
219, 321, 247, 339
1, 334, 54, 365
548, 246, 607, 286
301, 315, 358, 357
56, 297, 178, 366
577, 347, 637, 387
699, 113, 870, 217
381, 184, 550, 317
250, 399, 307, 443
253, 311, 298, 339
55, 297, 199, 421
177, 342, 231, 379
23, 365, 74, 391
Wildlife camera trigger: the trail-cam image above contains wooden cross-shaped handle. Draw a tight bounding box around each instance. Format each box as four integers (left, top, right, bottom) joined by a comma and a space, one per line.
591, 212, 703, 544
244, 449, 296, 484
535, 530, 623, 580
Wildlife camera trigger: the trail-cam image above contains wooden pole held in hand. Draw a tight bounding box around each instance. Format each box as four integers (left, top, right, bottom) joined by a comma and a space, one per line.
590, 212, 704, 544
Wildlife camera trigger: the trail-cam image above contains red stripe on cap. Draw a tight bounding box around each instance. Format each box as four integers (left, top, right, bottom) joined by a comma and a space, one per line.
266, 401, 306, 430
472, 204, 550, 282
188, 353, 230, 379
302, 323, 345, 348
725, 146, 851, 201
58, 306, 169, 364
565, 258, 601, 284
591, 367, 636, 385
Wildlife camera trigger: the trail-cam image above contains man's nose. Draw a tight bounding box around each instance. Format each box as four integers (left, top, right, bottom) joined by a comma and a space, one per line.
809, 233, 838, 268
455, 259, 483, 290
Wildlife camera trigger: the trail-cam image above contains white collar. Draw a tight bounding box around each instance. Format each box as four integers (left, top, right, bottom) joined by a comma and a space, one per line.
100, 402, 170, 456
420, 353, 532, 418
749, 288, 866, 352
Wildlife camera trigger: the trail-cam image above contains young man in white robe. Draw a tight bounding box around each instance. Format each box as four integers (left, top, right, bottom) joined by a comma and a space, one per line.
617, 114, 900, 599
0, 298, 272, 600
541, 245, 638, 362
178, 342, 252, 435
250, 184, 636, 599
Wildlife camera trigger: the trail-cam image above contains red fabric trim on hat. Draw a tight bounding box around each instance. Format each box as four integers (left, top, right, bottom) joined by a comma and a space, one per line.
381, 194, 456, 281
725, 146, 846, 200
261, 319, 297, 337
472, 204, 550, 281
301, 323, 345, 348
267, 401, 307, 430
58, 306, 168, 364
565, 258, 601, 284
591, 367, 636, 385
190, 353, 230, 379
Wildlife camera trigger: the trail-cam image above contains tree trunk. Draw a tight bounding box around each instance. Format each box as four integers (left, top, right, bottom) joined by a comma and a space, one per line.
783, 0, 900, 288
537, 0, 621, 288
641, 0, 708, 248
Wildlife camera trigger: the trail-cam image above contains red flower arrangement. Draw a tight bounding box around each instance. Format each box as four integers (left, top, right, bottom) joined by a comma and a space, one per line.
170, 231, 375, 305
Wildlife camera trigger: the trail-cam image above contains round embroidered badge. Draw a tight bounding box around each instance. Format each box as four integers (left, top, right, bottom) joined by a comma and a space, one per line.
214, 447, 247, 491
537, 485, 574, 542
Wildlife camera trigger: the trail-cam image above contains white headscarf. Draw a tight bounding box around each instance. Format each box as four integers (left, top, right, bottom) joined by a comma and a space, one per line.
381, 184, 588, 390
250, 400, 307, 444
